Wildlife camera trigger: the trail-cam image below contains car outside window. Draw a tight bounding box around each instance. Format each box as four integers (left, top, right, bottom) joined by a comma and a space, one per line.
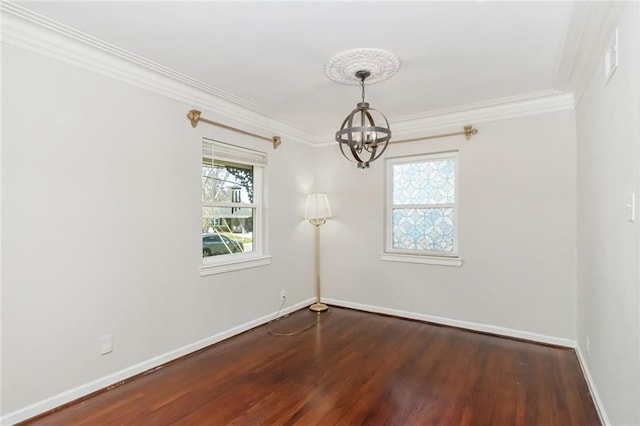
201, 139, 269, 274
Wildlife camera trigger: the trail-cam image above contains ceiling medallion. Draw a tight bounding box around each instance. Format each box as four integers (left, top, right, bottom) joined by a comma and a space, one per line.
325, 48, 401, 85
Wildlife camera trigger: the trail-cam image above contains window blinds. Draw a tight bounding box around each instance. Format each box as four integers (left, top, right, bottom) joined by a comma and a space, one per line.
202, 139, 268, 167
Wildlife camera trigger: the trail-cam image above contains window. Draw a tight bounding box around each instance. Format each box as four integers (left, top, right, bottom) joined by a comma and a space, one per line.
382, 152, 461, 266
201, 139, 270, 275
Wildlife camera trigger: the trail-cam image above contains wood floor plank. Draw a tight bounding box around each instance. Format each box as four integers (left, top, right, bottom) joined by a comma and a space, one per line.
21, 307, 601, 425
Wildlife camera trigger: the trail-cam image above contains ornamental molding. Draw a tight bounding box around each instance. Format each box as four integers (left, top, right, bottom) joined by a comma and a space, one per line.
312, 91, 575, 145
392, 90, 575, 135
2, 2, 591, 147
0, 1, 316, 147
325, 48, 401, 85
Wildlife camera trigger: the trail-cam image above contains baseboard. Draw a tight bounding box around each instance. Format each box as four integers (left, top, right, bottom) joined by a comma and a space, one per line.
0, 298, 315, 426
575, 346, 611, 426
323, 298, 576, 347
327, 299, 613, 422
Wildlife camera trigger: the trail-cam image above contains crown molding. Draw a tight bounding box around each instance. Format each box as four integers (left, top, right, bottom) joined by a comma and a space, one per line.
0, 2, 316, 147
2, 1, 579, 149
555, 1, 622, 103
392, 90, 574, 135
313, 90, 575, 146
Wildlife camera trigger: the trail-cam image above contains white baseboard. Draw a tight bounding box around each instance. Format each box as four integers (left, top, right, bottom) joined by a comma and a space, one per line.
0, 298, 314, 426
575, 346, 611, 426
4, 298, 599, 425
323, 298, 576, 347
325, 299, 613, 423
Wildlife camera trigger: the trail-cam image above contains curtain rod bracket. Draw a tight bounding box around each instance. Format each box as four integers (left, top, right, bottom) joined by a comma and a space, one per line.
186, 109, 282, 150
464, 125, 478, 140
187, 109, 201, 128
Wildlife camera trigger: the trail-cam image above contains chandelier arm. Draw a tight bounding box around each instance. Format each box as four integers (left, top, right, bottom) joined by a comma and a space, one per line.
360, 108, 366, 150
338, 125, 390, 136
367, 113, 392, 160
348, 142, 365, 164
348, 147, 365, 165
362, 110, 376, 152
338, 140, 357, 164
369, 139, 390, 162
347, 116, 367, 165
337, 110, 365, 165
336, 110, 360, 165
347, 109, 363, 155
348, 139, 365, 164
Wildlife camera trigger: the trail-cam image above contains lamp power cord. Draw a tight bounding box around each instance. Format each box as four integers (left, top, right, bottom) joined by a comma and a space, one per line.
266, 297, 326, 337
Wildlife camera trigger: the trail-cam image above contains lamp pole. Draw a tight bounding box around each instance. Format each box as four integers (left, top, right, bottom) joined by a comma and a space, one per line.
304, 193, 332, 312
309, 218, 328, 312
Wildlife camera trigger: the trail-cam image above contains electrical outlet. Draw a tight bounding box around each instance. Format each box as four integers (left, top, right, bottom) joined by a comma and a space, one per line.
99, 335, 113, 355
280, 290, 287, 300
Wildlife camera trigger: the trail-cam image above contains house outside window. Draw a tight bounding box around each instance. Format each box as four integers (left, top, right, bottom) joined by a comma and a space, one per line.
382, 151, 462, 266
201, 139, 271, 275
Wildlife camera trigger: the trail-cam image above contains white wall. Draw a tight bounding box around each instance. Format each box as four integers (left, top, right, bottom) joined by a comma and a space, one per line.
317, 110, 577, 341
0, 44, 317, 417
6, 5, 635, 423
575, 3, 640, 425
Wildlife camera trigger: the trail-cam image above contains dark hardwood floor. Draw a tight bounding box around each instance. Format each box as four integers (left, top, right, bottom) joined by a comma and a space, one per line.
23, 307, 600, 425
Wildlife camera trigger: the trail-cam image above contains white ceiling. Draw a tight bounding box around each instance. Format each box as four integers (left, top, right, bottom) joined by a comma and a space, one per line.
17, 1, 576, 140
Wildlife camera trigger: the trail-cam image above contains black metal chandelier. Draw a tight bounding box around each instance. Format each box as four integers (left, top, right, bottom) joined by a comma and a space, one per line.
335, 70, 391, 169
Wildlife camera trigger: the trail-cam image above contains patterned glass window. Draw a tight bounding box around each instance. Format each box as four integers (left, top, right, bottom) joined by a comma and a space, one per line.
386, 153, 458, 256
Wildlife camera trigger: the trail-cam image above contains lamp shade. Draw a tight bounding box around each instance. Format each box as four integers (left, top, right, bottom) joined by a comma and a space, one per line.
304, 193, 333, 220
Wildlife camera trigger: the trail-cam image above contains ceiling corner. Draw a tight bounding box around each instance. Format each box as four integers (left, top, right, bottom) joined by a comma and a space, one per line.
554, 1, 623, 100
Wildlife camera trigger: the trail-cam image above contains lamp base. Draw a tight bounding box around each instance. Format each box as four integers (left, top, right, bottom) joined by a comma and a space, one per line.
309, 302, 328, 312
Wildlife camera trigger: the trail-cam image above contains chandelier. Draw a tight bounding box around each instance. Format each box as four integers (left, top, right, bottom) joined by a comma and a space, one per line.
335, 70, 391, 169
325, 48, 399, 169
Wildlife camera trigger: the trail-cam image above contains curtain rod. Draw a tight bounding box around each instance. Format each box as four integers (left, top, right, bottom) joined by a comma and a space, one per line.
187, 110, 282, 150
187, 108, 476, 149
391, 126, 478, 144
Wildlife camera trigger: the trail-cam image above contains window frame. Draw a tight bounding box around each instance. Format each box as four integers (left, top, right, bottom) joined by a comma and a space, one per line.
381, 151, 462, 267
200, 138, 271, 276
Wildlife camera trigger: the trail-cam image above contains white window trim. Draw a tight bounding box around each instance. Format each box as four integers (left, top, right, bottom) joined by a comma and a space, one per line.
380, 253, 462, 267
383, 151, 462, 266
200, 254, 273, 276
200, 139, 271, 275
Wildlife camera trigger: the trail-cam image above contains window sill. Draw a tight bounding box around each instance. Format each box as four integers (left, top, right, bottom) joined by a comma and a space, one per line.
200, 254, 272, 276
380, 253, 463, 267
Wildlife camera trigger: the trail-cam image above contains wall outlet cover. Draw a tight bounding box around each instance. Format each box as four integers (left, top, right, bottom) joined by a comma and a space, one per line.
99, 335, 114, 355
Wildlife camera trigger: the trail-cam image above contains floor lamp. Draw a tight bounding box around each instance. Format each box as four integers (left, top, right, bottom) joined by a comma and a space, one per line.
304, 193, 332, 312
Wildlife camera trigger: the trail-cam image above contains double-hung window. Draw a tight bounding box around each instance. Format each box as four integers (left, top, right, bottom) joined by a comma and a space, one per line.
201, 139, 270, 275
382, 151, 461, 266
